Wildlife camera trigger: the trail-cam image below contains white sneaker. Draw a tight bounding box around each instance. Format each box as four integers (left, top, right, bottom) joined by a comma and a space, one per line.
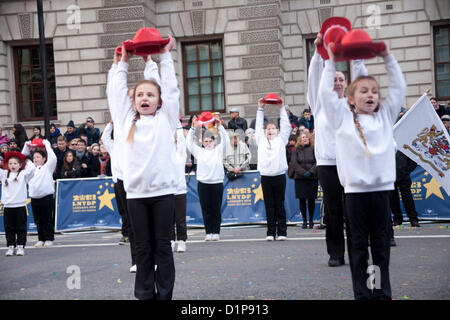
211, 234, 220, 241
44, 241, 53, 247
177, 240, 186, 252
129, 265, 137, 273
266, 236, 274, 241
5, 246, 15, 256
16, 245, 25, 256
171, 240, 177, 252
34, 241, 44, 247
276, 236, 287, 241
204, 234, 213, 241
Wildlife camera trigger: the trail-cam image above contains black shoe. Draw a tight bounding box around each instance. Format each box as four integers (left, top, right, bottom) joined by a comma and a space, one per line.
390, 238, 397, 247
328, 257, 345, 267
410, 221, 421, 228
309, 222, 314, 229
393, 220, 403, 226
302, 222, 307, 229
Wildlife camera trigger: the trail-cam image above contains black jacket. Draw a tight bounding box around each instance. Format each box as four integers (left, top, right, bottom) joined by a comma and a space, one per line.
395, 151, 417, 180
91, 155, 112, 177
228, 117, 248, 132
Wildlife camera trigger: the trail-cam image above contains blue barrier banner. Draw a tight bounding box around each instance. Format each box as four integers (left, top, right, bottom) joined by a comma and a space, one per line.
55, 177, 122, 232
0, 193, 37, 234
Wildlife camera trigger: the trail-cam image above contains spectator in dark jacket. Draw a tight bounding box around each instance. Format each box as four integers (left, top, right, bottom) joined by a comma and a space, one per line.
285, 134, 297, 165
64, 120, 79, 143
8, 138, 20, 152
298, 108, 314, 132
278, 105, 300, 129
430, 97, 446, 118
60, 151, 82, 179
75, 139, 93, 177
31, 126, 44, 140
227, 107, 248, 133
48, 123, 61, 149
13, 123, 28, 150
91, 144, 112, 177
78, 117, 100, 146
54, 136, 76, 179
288, 132, 318, 229
389, 151, 420, 227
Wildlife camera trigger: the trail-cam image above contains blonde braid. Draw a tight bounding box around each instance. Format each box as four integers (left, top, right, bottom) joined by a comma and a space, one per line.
350, 106, 371, 157
126, 113, 141, 144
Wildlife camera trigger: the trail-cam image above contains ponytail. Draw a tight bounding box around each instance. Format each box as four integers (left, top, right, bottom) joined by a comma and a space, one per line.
126, 113, 141, 144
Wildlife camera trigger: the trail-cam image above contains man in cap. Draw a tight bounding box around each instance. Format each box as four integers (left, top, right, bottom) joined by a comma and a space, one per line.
227, 107, 248, 133
442, 114, 450, 135
64, 120, 79, 143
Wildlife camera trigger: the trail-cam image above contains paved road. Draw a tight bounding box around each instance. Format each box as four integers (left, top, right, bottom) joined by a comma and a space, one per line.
1, 222, 449, 300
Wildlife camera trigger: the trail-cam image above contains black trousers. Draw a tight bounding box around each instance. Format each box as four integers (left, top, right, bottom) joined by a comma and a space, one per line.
317, 166, 346, 260
345, 191, 392, 300
197, 181, 223, 234
299, 198, 315, 223
31, 195, 54, 241
389, 174, 419, 223
172, 193, 187, 241
4, 206, 27, 247
261, 174, 287, 237
127, 195, 175, 300
115, 179, 137, 265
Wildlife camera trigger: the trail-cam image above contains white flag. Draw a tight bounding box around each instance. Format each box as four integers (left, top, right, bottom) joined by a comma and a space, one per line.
394, 93, 450, 195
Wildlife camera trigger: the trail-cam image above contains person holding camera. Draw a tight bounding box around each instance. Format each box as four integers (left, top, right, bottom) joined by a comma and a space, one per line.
224, 132, 251, 181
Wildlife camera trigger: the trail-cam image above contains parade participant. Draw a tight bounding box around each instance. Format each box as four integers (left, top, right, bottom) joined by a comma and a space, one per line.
319, 41, 406, 300
255, 95, 291, 241
22, 139, 57, 247
172, 124, 188, 252
288, 132, 318, 229
108, 34, 179, 300
308, 30, 368, 267
1, 151, 34, 256
186, 113, 229, 242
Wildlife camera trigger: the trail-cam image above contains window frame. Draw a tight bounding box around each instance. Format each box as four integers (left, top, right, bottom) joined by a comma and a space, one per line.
181, 38, 226, 115
13, 44, 57, 122
433, 24, 450, 101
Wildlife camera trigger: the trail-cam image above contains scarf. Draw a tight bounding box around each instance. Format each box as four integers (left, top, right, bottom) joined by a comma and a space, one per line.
99, 155, 110, 175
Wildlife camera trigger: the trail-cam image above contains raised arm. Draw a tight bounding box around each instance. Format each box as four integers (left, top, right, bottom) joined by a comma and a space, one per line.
159, 36, 180, 132
216, 124, 230, 157
185, 121, 202, 159
279, 105, 291, 145
254, 98, 265, 146
307, 34, 325, 114
143, 56, 161, 86
381, 52, 407, 125
43, 139, 57, 172
101, 122, 114, 155
350, 59, 368, 81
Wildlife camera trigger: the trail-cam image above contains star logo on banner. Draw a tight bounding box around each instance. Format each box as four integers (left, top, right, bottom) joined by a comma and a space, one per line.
252, 178, 264, 203
97, 184, 115, 211
424, 177, 444, 200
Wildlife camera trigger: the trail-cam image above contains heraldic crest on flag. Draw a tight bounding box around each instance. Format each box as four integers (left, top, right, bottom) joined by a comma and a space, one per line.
405, 124, 450, 177
394, 93, 450, 196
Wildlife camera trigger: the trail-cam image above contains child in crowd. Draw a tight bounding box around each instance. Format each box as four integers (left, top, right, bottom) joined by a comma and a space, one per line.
108, 36, 179, 300
255, 98, 291, 241
186, 115, 229, 242
319, 43, 406, 300
22, 139, 57, 247
1, 151, 34, 256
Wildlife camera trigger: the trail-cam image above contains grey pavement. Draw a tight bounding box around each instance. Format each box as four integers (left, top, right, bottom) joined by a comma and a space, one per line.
0, 222, 449, 300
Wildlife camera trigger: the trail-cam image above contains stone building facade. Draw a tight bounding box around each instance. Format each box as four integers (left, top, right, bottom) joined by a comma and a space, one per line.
0, 0, 449, 135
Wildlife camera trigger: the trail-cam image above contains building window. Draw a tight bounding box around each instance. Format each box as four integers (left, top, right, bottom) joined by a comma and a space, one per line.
434, 25, 450, 100
182, 39, 225, 115
306, 38, 350, 82
13, 45, 57, 121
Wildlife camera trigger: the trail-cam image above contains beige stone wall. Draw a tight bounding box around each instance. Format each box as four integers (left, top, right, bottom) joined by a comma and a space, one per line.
0, 0, 449, 135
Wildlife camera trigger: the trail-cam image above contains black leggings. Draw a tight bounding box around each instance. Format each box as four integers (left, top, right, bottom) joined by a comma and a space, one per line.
197, 181, 223, 234
172, 193, 187, 241
3, 206, 27, 247
31, 195, 54, 241
127, 194, 175, 300
261, 174, 287, 237
299, 198, 315, 223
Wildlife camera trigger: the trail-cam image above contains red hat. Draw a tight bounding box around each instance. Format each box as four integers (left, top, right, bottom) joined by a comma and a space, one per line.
2, 151, 27, 170
123, 28, 170, 56
115, 45, 122, 55
331, 29, 386, 61
196, 112, 218, 126
263, 93, 282, 105
27, 138, 44, 148
317, 17, 352, 60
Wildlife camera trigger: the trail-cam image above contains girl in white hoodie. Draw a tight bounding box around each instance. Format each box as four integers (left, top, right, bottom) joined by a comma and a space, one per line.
318, 43, 406, 300
1, 151, 34, 256
108, 37, 179, 300
255, 98, 291, 241
22, 139, 57, 248
186, 115, 229, 242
